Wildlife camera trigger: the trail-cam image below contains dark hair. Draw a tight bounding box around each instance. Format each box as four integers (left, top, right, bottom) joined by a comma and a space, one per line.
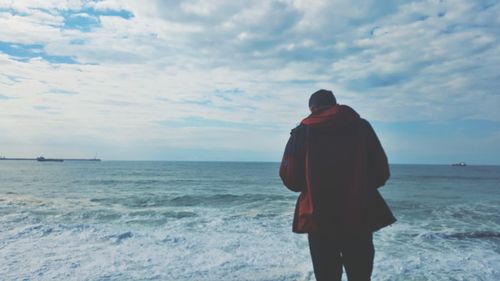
309, 89, 336, 108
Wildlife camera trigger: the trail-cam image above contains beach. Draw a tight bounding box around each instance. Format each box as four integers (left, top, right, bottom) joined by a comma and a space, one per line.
1, 161, 499, 280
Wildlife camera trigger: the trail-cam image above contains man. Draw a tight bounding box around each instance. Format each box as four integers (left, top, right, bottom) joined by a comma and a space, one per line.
280, 89, 396, 281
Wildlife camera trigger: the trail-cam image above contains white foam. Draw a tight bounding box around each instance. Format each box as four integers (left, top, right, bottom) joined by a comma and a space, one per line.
1, 190, 500, 280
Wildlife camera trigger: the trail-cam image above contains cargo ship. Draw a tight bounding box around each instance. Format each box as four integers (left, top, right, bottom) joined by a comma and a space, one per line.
36, 156, 64, 162
1, 156, 100, 162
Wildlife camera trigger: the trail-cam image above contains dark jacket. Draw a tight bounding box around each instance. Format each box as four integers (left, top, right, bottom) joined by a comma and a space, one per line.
280, 105, 396, 234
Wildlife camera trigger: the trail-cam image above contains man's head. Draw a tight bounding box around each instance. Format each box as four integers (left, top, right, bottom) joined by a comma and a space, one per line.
309, 89, 336, 112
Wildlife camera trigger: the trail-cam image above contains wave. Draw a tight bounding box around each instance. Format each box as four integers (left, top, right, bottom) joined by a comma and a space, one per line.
418, 230, 500, 240
90, 194, 292, 208
83, 178, 264, 187
445, 231, 500, 239
105, 231, 133, 244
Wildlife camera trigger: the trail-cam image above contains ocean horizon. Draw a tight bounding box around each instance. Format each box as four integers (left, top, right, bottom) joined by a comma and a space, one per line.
4, 158, 499, 166
1, 161, 499, 280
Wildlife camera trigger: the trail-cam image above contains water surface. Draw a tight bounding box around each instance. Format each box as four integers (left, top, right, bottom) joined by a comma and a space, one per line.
1, 161, 499, 280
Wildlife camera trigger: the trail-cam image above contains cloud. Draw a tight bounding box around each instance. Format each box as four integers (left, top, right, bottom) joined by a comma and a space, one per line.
0, 94, 13, 100
44, 88, 78, 95
0, 0, 499, 162
33, 105, 52, 111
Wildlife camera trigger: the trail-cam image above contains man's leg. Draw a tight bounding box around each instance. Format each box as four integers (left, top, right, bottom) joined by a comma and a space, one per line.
341, 232, 375, 281
308, 232, 343, 281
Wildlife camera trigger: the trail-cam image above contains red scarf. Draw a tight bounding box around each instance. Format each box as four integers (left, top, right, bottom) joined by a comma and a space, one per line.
296, 105, 360, 233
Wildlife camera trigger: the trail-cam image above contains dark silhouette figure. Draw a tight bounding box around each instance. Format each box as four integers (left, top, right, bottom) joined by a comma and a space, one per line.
280, 89, 396, 281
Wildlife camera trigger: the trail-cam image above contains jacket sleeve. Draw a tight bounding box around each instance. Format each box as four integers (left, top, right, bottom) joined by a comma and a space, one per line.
279, 125, 307, 192
365, 121, 390, 188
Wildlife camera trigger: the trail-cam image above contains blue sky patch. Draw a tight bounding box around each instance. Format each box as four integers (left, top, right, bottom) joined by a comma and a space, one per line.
0, 42, 78, 64
61, 7, 133, 31
85, 7, 133, 19
0, 42, 44, 58
63, 12, 100, 31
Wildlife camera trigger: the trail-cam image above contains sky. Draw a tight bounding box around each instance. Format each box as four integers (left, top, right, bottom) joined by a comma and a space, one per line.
0, 0, 499, 164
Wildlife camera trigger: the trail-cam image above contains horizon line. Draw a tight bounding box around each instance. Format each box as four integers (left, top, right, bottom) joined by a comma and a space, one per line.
1, 158, 498, 166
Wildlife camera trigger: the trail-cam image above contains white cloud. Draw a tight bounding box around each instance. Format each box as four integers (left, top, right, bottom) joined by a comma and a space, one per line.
0, 0, 499, 161
0, 0, 82, 12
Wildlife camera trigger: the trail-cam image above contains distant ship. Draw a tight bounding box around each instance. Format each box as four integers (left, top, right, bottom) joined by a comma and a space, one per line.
1, 156, 100, 161
37, 156, 64, 162
452, 162, 466, 167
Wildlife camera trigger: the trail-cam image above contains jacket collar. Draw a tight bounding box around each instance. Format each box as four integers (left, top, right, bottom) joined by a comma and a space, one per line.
301, 104, 360, 128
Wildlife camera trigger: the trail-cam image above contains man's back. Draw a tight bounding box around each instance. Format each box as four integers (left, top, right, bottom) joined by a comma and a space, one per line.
280, 89, 395, 281
281, 104, 394, 234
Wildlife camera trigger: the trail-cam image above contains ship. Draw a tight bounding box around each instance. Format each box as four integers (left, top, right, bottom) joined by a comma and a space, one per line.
452, 162, 466, 167
37, 156, 64, 162
1, 155, 101, 162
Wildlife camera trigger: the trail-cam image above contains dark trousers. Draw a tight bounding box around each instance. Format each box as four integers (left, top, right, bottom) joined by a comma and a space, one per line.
308, 231, 374, 281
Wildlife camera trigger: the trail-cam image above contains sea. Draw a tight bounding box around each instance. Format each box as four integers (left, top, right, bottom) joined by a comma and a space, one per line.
1, 161, 499, 281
